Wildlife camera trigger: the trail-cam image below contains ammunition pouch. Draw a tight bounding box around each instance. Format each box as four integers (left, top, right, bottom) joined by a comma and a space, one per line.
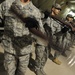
12, 34, 33, 50
4, 27, 33, 50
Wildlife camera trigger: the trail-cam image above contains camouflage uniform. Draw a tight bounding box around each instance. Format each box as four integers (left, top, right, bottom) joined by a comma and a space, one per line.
1, 0, 42, 75
61, 19, 73, 55
44, 16, 62, 60
33, 15, 48, 71
0, 0, 48, 75
0, 0, 15, 18
0, 0, 16, 50
29, 5, 48, 75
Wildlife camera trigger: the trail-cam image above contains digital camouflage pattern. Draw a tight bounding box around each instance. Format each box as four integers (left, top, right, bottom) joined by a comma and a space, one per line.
1, 0, 44, 75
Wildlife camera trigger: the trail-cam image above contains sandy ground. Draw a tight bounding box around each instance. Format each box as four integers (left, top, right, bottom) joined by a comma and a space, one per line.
0, 44, 75, 75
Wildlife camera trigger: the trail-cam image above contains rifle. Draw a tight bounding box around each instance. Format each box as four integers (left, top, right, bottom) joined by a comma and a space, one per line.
50, 15, 75, 31
10, 5, 39, 29
43, 23, 52, 49
51, 15, 75, 35
44, 11, 75, 33
43, 23, 63, 52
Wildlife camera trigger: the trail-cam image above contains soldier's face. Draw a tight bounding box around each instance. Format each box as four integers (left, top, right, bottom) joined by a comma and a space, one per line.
52, 7, 61, 15
67, 17, 73, 22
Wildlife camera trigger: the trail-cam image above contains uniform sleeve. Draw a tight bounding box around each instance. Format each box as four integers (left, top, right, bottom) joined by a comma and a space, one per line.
11, 1, 27, 18
11, 1, 39, 29
0, 1, 7, 18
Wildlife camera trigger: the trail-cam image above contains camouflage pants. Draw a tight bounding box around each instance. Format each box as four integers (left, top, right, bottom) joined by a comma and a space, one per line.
4, 52, 30, 75
35, 44, 48, 69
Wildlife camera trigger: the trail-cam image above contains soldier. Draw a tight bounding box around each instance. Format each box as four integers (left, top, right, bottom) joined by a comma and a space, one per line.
44, 3, 62, 65
61, 14, 74, 57
1, 0, 48, 75
27, 3, 49, 75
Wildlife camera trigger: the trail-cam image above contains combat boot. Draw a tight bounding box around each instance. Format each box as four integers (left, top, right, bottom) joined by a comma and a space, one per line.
52, 58, 61, 65
62, 52, 67, 57
35, 68, 46, 75
40, 69, 47, 75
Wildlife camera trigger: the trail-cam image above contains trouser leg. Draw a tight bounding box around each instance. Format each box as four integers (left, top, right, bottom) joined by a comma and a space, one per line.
35, 45, 47, 69
16, 54, 30, 75
35, 44, 47, 75
4, 52, 16, 75
48, 48, 54, 60
54, 51, 60, 59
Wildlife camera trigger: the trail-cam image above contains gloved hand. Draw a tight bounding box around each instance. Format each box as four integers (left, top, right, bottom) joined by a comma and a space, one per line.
44, 10, 50, 19
61, 26, 69, 33
24, 17, 39, 29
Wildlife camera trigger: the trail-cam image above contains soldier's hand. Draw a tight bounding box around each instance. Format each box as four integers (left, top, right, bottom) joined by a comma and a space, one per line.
72, 27, 75, 31
44, 10, 50, 19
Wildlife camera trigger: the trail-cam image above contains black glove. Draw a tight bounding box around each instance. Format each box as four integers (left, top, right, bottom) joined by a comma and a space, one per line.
61, 26, 69, 33
24, 17, 39, 29
44, 10, 50, 19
